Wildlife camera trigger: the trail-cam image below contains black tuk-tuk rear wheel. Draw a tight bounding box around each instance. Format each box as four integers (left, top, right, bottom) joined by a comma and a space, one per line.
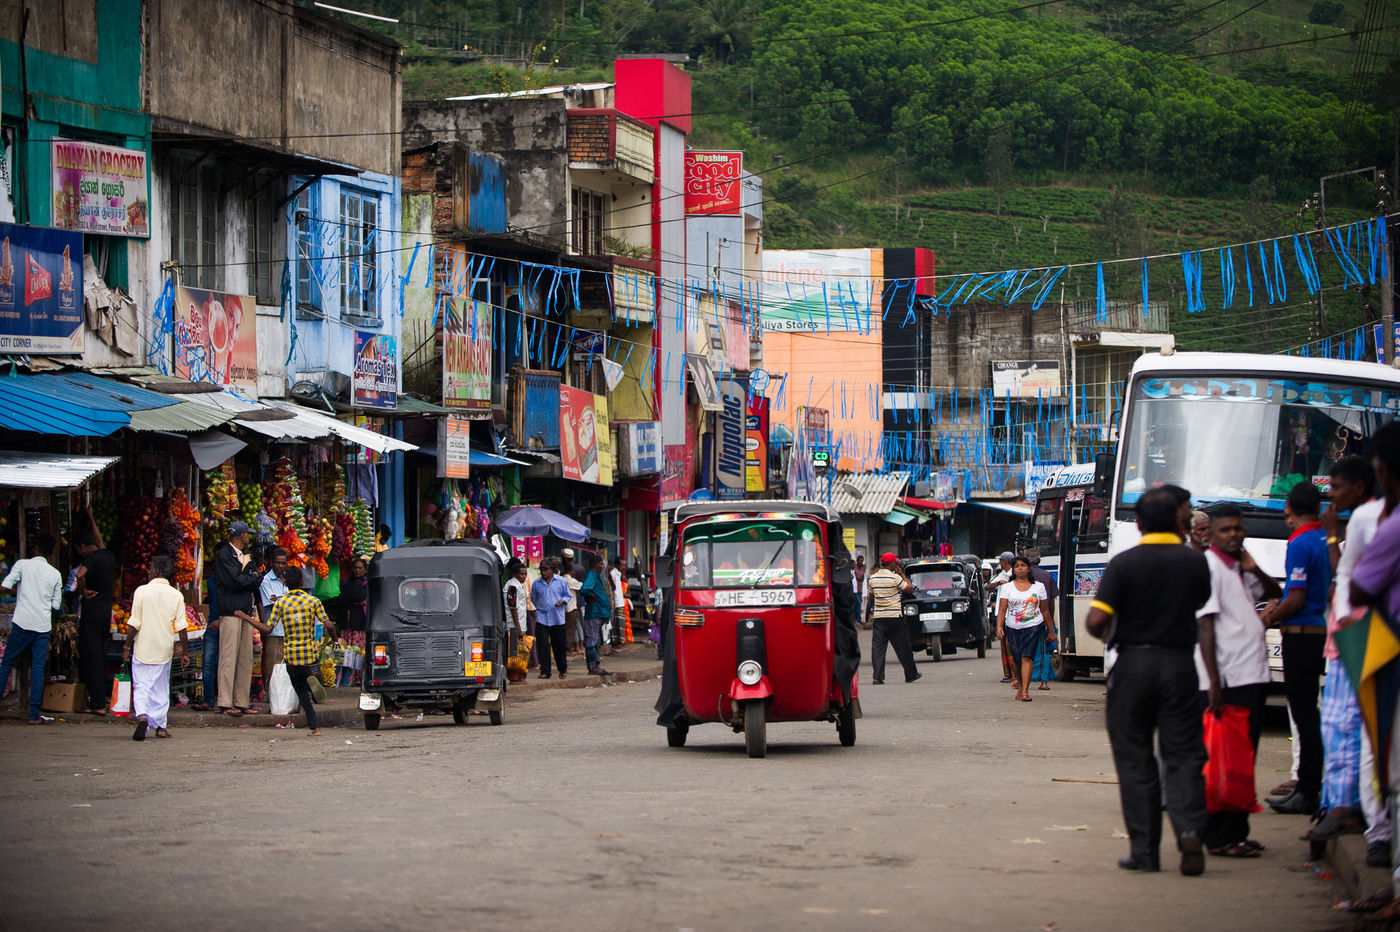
929, 637, 943, 662
1052, 651, 1076, 682
666, 721, 689, 747
837, 701, 856, 747
363, 713, 381, 731
452, 707, 467, 725
977, 637, 988, 659
489, 709, 503, 726
743, 700, 766, 758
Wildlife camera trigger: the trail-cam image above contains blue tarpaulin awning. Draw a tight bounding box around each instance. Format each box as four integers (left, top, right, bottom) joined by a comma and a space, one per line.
883, 510, 917, 527
0, 371, 182, 437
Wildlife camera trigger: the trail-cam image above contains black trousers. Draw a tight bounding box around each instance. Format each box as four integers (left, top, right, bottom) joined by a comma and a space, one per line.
1282, 630, 1326, 798
1199, 683, 1267, 849
77, 614, 109, 710
286, 663, 320, 731
1106, 647, 1207, 866
537, 625, 568, 676
870, 617, 918, 682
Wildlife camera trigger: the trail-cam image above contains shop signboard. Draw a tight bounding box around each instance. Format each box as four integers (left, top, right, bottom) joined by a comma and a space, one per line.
595, 394, 613, 487
620, 421, 661, 476
443, 297, 492, 417
684, 151, 743, 215
745, 395, 769, 493
50, 139, 149, 238
0, 222, 83, 354
761, 248, 880, 333
353, 330, 397, 409
511, 536, 543, 563
715, 377, 747, 500
661, 443, 695, 505
173, 285, 257, 393
992, 360, 1061, 399
437, 416, 471, 479
560, 385, 604, 485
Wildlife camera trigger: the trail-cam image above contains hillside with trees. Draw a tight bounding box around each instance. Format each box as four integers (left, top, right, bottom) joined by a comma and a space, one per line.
309, 0, 1398, 353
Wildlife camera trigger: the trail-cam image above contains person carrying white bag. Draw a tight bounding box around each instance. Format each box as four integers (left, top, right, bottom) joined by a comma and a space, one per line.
268, 662, 297, 715
121, 555, 189, 741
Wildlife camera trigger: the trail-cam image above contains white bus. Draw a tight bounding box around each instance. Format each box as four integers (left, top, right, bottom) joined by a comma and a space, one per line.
1087, 351, 1400, 676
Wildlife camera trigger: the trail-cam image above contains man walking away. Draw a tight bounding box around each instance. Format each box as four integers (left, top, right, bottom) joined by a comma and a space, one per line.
581, 557, 613, 676
122, 555, 189, 741
269, 567, 331, 737
530, 560, 571, 680
0, 533, 62, 724
1195, 504, 1280, 857
212, 521, 265, 717
852, 555, 867, 624
1086, 487, 1212, 876
1263, 481, 1332, 815
608, 556, 627, 653
74, 521, 116, 715
864, 553, 921, 685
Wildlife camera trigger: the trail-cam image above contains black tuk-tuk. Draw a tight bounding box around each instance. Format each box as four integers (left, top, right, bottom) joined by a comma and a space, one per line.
900, 554, 988, 662
358, 539, 507, 730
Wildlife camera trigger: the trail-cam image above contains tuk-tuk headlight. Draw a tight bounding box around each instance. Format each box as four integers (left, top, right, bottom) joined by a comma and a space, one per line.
902, 603, 918, 617
737, 659, 763, 686
953, 602, 969, 613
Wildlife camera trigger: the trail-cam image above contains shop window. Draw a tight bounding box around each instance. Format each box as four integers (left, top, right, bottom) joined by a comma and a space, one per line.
247, 176, 285, 306
570, 187, 605, 255
170, 157, 222, 290
340, 189, 379, 321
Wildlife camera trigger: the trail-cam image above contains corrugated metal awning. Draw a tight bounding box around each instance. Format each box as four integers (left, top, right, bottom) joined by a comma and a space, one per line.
882, 510, 917, 527
0, 451, 120, 489
265, 401, 417, 454
0, 371, 184, 437
818, 471, 911, 515
127, 400, 236, 433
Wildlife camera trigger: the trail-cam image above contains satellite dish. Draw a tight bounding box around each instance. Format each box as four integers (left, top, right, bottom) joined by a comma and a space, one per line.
841, 482, 863, 500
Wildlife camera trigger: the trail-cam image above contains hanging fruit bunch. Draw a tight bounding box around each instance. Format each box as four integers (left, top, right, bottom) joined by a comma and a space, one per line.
351, 499, 375, 558
331, 512, 355, 562
305, 514, 333, 579
166, 488, 202, 586
238, 480, 263, 522
122, 496, 162, 573
266, 458, 309, 568
320, 465, 349, 516
91, 497, 119, 550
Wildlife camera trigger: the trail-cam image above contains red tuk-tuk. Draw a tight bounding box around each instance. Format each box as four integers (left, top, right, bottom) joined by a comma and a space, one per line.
653, 502, 862, 758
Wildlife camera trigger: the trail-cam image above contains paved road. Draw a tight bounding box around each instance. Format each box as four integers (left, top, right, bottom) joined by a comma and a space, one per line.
0, 644, 1348, 931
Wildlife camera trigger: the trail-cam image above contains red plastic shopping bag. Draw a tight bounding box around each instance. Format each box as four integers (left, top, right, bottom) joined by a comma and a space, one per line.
1202, 704, 1261, 813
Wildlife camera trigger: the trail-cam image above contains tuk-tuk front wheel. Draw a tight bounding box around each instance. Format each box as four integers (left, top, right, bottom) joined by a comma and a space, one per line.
837, 701, 856, 747
977, 637, 988, 659
489, 709, 503, 726
452, 707, 467, 725
928, 637, 943, 662
744, 699, 767, 758
666, 721, 689, 747
363, 713, 381, 731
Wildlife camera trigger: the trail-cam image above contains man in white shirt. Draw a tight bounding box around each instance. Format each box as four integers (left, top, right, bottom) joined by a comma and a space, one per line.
608, 556, 627, 653
0, 533, 62, 724
1311, 455, 1389, 856
1196, 504, 1281, 857
121, 555, 189, 741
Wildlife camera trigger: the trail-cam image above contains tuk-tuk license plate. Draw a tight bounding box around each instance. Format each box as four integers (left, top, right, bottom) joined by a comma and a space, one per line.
920, 612, 952, 622
712, 589, 797, 608
464, 661, 493, 677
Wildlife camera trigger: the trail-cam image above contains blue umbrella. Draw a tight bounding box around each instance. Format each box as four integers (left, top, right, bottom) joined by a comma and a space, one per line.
496, 505, 590, 543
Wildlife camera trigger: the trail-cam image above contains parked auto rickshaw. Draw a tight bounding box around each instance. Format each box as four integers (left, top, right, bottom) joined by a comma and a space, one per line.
358, 539, 507, 730
653, 502, 862, 758
900, 555, 988, 662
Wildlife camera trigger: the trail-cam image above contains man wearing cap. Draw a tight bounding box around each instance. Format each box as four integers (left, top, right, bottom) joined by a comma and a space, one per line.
212, 521, 265, 716
864, 553, 921, 685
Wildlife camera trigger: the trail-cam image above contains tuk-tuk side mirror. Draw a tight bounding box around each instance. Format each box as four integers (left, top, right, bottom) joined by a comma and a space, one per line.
1093, 452, 1116, 500
655, 555, 675, 589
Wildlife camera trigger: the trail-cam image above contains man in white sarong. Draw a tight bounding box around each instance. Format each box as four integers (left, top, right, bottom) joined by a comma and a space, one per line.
122, 555, 189, 741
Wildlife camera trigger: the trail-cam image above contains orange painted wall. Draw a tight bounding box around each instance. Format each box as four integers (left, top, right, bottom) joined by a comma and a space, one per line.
763, 327, 884, 472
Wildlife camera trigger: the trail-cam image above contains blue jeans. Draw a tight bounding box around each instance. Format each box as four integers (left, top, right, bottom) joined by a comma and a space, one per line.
0, 625, 50, 721
201, 627, 220, 706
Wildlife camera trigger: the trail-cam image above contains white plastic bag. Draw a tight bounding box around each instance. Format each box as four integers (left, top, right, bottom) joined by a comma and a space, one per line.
269, 663, 298, 715
109, 671, 131, 717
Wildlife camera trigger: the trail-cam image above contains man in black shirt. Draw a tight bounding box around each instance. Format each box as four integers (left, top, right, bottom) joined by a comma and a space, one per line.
1086, 486, 1212, 876
75, 526, 117, 714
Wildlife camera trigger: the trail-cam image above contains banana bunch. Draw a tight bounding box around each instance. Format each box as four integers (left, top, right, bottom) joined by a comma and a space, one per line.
351, 499, 375, 557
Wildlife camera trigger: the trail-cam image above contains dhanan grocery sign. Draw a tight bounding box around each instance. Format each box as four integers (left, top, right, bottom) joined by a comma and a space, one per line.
51, 139, 149, 238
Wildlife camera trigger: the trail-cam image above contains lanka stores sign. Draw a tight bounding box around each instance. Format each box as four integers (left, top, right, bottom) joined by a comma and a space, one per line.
51, 139, 149, 238
684, 151, 743, 215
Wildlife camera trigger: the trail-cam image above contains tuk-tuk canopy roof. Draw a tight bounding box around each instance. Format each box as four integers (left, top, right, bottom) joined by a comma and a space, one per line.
674, 500, 840, 525
370, 538, 502, 577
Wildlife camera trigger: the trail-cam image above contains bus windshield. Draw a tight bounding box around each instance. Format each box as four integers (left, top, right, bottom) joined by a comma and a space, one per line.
1119, 373, 1398, 511
680, 519, 826, 588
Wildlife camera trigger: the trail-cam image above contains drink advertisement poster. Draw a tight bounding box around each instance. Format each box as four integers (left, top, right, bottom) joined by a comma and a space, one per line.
443, 297, 492, 416
684, 151, 743, 215
174, 286, 258, 393
746, 395, 769, 493
0, 222, 84, 354
560, 385, 602, 484
51, 139, 150, 238
353, 330, 397, 409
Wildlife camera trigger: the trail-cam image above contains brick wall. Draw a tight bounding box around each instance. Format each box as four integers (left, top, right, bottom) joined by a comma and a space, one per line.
567, 113, 611, 162
402, 145, 459, 233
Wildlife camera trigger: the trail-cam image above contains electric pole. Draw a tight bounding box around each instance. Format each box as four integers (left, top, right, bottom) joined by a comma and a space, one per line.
1380, 172, 1395, 366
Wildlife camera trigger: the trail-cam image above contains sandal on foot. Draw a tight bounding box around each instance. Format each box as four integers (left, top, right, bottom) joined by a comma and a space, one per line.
156, 728, 171, 738
1208, 843, 1261, 858
1240, 839, 1265, 852
1038, 683, 1050, 690
222, 708, 243, 717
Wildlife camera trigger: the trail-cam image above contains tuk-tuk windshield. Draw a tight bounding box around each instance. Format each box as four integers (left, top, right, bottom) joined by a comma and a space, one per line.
907, 567, 964, 594
680, 519, 826, 588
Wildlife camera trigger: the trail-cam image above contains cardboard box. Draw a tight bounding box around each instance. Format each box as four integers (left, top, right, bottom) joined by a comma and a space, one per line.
41, 682, 88, 713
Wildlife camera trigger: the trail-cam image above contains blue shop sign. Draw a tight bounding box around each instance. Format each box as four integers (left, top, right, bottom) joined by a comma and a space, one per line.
0, 222, 84, 354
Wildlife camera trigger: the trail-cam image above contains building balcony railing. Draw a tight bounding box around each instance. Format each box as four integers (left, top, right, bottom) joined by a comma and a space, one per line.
1070, 299, 1171, 334
566, 109, 655, 184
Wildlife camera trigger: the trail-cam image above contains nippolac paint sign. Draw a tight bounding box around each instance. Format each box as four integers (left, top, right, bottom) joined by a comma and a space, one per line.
684, 151, 742, 215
